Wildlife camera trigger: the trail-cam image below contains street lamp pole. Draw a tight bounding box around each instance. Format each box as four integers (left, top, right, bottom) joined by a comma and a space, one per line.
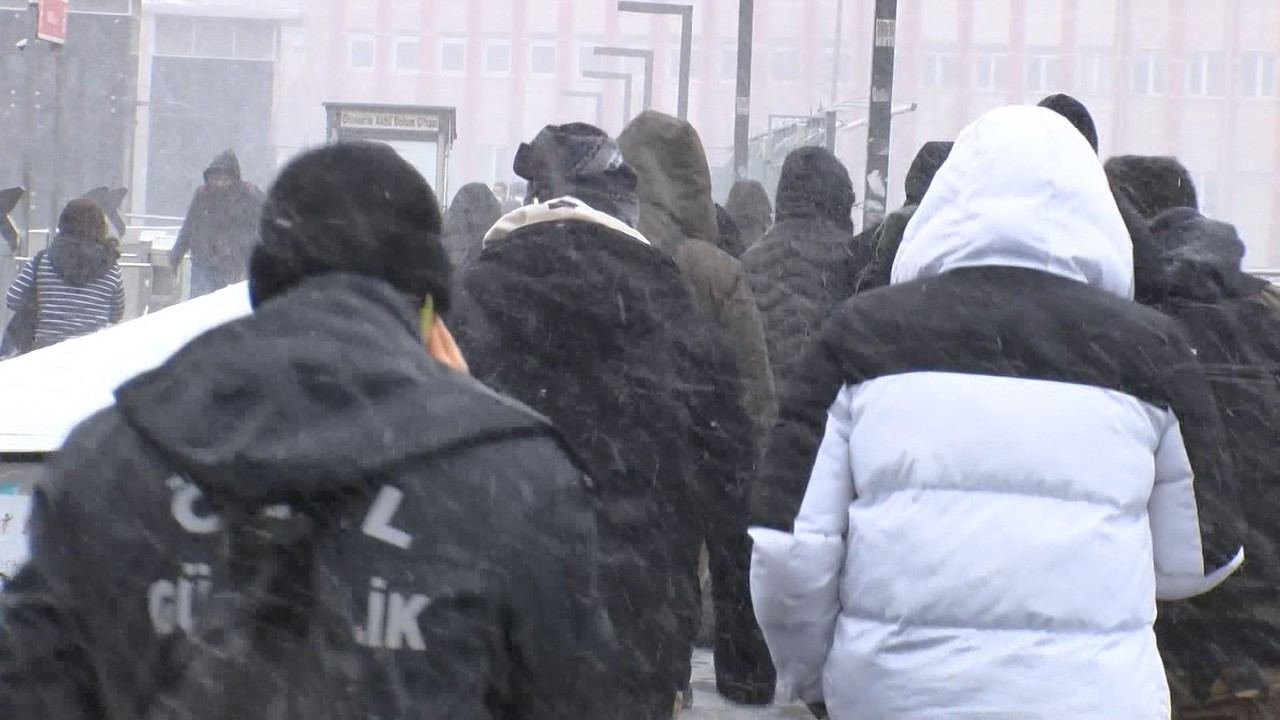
594, 47, 655, 111
734, 0, 754, 181
862, 0, 899, 229
617, 1, 693, 120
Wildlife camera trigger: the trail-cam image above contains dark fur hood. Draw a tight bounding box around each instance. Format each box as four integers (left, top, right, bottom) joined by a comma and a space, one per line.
47, 232, 118, 285
1149, 207, 1267, 303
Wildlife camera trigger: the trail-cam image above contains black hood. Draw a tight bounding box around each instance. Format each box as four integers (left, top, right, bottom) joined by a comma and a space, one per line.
774, 147, 854, 231
114, 273, 550, 507
1148, 207, 1266, 303
445, 182, 502, 268
47, 232, 118, 285
903, 141, 953, 206
204, 150, 242, 184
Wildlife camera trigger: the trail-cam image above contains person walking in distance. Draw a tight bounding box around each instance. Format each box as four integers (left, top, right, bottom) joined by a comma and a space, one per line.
170, 150, 265, 299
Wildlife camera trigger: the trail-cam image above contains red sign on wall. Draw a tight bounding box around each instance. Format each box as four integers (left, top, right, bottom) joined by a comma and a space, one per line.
37, 0, 68, 45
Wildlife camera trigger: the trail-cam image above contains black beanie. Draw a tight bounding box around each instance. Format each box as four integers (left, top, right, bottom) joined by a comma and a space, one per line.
904, 141, 953, 206
1038, 93, 1099, 153
249, 141, 449, 312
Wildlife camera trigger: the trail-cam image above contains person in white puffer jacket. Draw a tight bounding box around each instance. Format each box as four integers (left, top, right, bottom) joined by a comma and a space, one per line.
748, 105, 1246, 720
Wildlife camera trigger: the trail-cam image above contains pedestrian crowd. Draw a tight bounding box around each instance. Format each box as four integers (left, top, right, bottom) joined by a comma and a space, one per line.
0, 93, 1277, 720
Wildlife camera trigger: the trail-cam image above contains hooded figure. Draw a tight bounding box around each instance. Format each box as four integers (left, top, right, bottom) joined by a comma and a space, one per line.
724, 180, 772, 254
453, 122, 763, 714
1142, 208, 1280, 712
443, 182, 502, 269
740, 147, 856, 394
749, 106, 1244, 719
1105, 155, 1198, 220
715, 203, 745, 257
0, 142, 612, 720
617, 111, 777, 704
852, 141, 953, 292
5, 198, 125, 351
170, 150, 266, 299
618, 111, 775, 442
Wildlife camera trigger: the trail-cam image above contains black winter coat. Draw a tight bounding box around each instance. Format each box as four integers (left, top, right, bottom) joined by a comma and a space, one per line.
741, 219, 854, 392
170, 151, 265, 287
0, 274, 611, 720
741, 148, 856, 391
450, 205, 773, 713
1146, 208, 1280, 700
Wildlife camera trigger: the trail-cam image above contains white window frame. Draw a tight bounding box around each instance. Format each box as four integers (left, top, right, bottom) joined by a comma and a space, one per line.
1241, 52, 1277, 99
1076, 49, 1113, 94
1132, 51, 1167, 96
923, 51, 956, 88
393, 36, 420, 73
530, 42, 557, 76
438, 38, 467, 75
1025, 52, 1058, 94
485, 40, 512, 76
348, 33, 376, 72
973, 52, 1006, 92
1185, 51, 1223, 97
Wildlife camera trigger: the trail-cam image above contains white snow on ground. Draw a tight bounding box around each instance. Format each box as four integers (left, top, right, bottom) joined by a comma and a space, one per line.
0, 283, 252, 453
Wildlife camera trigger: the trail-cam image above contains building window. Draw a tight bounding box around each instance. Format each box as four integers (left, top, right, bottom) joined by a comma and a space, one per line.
439, 39, 466, 73
1241, 52, 1277, 98
922, 51, 956, 87
1025, 51, 1058, 94
720, 42, 738, 82
154, 16, 276, 61
485, 41, 512, 75
973, 52, 1007, 91
1076, 49, 1113, 94
1185, 51, 1223, 97
1132, 51, 1167, 96
578, 42, 604, 75
349, 34, 375, 71
771, 45, 799, 82
392, 36, 419, 72
822, 46, 855, 86
531, 43, 557, 75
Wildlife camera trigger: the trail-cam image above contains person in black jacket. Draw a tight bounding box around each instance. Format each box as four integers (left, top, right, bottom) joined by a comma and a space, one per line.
169, 150, 266, 299
851, 140, 953, 293
741, 146, 856, 392
1143, 208, 1280, 716
443, 181, 502, 270
452, 122, 766, 715
0, 142, 612, 720
724, 180, 772, 256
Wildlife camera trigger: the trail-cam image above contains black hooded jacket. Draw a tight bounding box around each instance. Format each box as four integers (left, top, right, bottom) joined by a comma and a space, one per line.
444, 183, 502, 270
740, 148, 856, 391
0, 274, 611, 720
450, 203, 770, 714
170, 151, 266, 284
1145, 209, 1280, 696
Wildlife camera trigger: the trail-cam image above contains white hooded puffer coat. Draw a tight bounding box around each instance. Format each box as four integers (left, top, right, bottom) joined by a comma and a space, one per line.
749, 106, 1245, 719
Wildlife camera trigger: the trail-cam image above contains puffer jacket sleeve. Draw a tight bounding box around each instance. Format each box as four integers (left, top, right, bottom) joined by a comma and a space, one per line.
749, 384, 856, 705
1148, 338, 1245, 601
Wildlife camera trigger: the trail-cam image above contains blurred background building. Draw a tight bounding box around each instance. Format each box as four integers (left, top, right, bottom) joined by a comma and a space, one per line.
4, 0, 1280, 263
